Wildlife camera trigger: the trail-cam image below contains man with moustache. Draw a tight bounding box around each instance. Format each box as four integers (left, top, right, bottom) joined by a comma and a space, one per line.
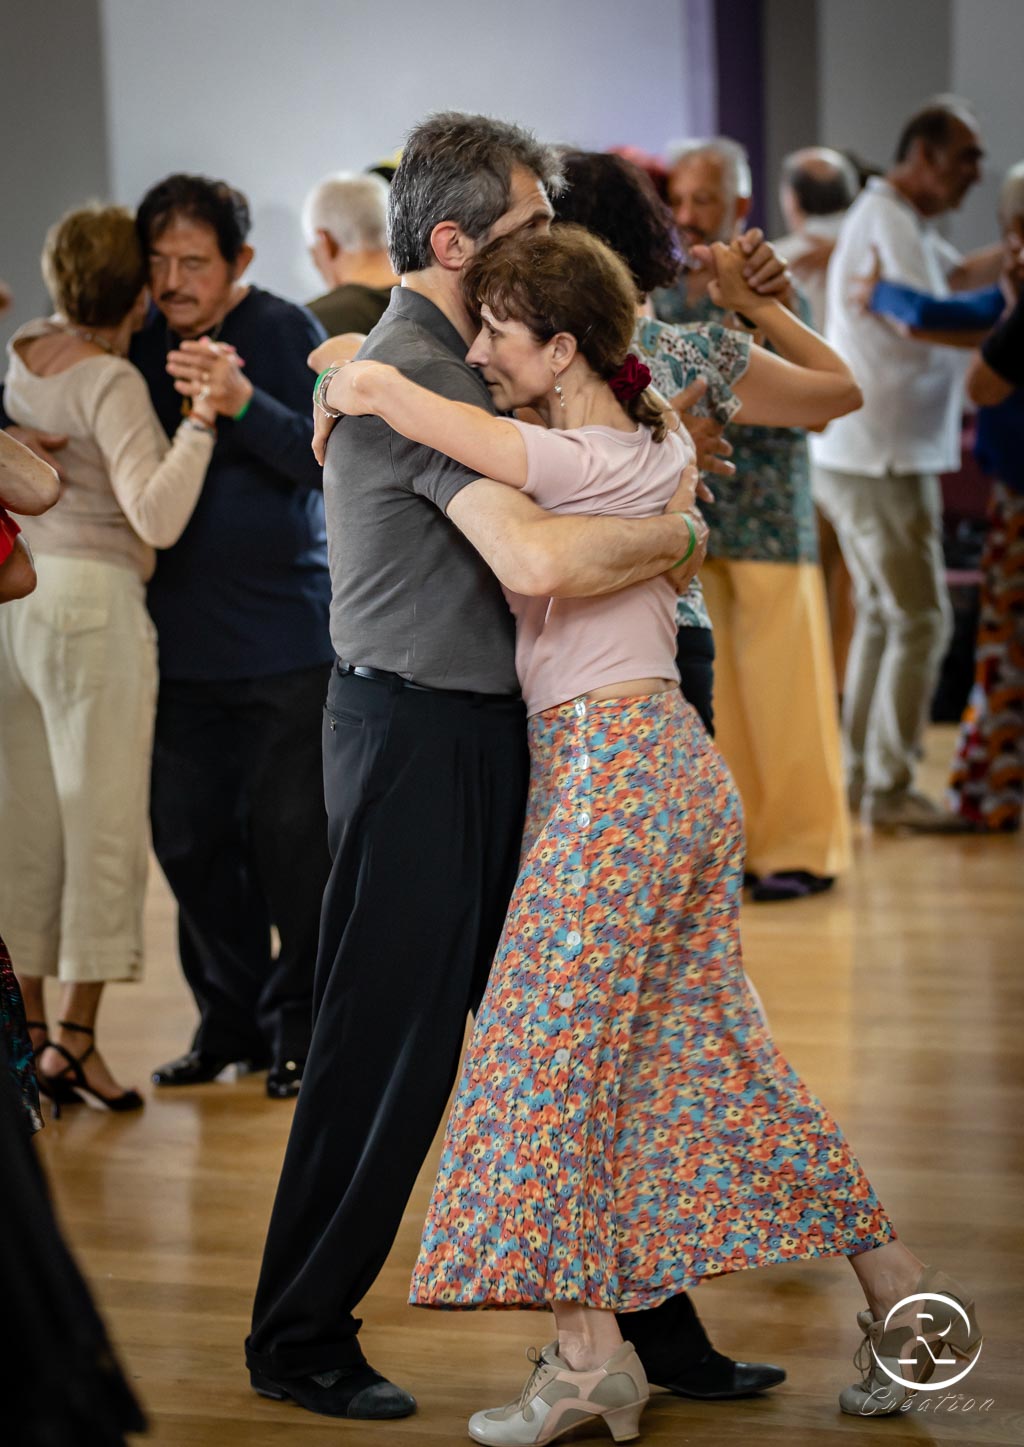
132, 174, 332, 1097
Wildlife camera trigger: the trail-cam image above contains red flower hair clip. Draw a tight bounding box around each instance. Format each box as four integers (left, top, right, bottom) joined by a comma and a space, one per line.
608, 353, 652, 403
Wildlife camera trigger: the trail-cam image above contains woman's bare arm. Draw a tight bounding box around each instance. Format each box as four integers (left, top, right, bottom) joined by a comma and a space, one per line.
692, 240, 862, 430
325, 360, 529, 485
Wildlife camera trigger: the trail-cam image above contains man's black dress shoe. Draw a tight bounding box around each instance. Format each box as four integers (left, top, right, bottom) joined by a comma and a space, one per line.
648, 1347, 787, 1400
620, 1292, 785, 1401
266, 1059, 304, 1099
151, 1050, 265, 1087
250, 1363, 416, 1419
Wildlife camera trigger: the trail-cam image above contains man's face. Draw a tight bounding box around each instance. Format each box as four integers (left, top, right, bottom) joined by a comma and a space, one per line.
667, 155, 735, 248
148, 216, 240, 336
926, 118, 984, 212
480, 164, 553, 249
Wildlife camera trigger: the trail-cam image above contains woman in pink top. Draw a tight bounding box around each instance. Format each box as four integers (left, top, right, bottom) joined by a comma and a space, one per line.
325, 227, 979, 1444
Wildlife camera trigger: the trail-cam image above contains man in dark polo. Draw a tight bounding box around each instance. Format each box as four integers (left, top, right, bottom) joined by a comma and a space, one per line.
245, 112, 783, 1420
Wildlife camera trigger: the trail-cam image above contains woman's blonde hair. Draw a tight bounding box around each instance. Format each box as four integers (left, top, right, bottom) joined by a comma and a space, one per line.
41, 204, 147, 327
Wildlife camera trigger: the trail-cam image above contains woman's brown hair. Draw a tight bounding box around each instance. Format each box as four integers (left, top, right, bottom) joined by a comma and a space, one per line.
42, 204, 147, 328
462, 223, 668, 440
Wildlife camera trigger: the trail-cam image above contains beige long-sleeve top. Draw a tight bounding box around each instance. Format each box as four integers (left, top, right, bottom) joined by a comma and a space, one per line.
4, 319, 215, 581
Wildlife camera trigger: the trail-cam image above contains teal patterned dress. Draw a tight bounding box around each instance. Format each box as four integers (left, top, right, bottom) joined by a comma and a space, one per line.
651, 287, 819, 567
632, 316, 751, 629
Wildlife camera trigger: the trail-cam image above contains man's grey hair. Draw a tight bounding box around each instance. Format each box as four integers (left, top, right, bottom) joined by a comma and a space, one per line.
302, 171, 390, 251
665, 136, 752, 202
999, 160, 1024, 226
780, 147, 860, 217
387, 111, 564, 275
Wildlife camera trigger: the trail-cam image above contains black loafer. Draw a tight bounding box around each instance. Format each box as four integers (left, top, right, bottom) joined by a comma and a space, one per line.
266, 1058, 304, 1099
151, 1049, 265, 1087
651, 1348, 786, 1400
250, 1363, 416, 1419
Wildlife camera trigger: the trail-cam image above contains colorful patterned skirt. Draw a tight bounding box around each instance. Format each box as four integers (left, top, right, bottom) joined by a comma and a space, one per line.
411, 690, 892, 1311
948, 482, 1024, 832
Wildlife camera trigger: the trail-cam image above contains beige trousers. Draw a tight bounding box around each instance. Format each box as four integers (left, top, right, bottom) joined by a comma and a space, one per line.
702, 557, 850, 878
813, 467, 952, 801
0, 554, 158, 981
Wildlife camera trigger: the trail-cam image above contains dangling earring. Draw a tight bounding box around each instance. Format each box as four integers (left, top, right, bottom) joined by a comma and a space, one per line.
553, 380, 566, 411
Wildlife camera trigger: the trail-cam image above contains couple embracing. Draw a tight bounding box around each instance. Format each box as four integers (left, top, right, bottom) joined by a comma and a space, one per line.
240, 112, 979, 1444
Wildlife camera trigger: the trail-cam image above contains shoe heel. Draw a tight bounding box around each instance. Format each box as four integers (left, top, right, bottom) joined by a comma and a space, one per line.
249, 1370, 288, 1402
604, 1402, 644, 1442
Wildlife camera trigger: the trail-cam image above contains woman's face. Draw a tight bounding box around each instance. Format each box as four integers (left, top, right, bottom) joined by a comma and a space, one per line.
466, 303, 557, 412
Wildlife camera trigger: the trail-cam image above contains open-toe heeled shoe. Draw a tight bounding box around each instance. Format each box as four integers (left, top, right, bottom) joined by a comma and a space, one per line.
38, 1021, 144, 1118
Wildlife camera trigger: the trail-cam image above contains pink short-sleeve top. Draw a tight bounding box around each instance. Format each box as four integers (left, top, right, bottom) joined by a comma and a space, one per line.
505, 419, 693, 715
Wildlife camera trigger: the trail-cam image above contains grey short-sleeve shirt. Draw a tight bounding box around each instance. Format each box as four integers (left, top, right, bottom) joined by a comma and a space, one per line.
323, 288, 519, 694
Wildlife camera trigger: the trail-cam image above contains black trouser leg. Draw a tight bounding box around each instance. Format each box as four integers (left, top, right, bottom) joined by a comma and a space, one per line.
247, 671, 528, 1378
241, 665, 331, 1065
151, 679, 270, 1061
676, 625, 716, 736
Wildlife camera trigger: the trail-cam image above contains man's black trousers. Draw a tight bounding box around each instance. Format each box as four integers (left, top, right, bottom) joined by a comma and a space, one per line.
150, 664, 331, 1068
246, 666, 530, 1376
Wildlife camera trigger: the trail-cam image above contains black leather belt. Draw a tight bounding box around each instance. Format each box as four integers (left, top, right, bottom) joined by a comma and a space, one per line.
335, 659, 517, 707
336, 660, 433, 692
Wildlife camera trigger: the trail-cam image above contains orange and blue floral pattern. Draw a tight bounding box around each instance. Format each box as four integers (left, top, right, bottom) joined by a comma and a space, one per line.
411, 691, 892, 1311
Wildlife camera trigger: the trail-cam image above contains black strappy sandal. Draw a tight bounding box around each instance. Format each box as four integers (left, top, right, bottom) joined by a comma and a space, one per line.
37, 1020, 144, 1118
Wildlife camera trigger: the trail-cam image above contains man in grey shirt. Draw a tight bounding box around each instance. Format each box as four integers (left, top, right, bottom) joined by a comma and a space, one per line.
246, 112, 782, 1422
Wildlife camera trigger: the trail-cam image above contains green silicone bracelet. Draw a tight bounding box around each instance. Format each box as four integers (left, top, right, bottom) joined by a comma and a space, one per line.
673, 514, 697, 568
232, 395, 252, 422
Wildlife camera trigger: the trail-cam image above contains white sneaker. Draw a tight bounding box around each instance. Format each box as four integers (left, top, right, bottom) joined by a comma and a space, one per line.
468, 1341, 648, 1446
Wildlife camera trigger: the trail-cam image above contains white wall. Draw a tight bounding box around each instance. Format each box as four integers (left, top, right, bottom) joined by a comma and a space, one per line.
1, 0, 110, 350
950, 0, 1024, 250
99, 0, 689, 305
816, 0, 951, 174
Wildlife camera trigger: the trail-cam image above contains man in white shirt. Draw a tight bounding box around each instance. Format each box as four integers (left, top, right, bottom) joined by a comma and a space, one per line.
812, 97, 985, 832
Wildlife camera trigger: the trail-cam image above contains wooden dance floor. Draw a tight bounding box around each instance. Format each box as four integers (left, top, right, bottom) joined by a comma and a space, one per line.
36, 726, 1024, 1446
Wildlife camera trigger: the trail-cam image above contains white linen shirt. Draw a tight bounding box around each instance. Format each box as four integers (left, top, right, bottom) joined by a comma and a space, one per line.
810, 179, 968, 477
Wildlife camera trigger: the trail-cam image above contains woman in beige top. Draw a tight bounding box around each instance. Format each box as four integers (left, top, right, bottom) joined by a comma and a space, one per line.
0, 204, 217, 1113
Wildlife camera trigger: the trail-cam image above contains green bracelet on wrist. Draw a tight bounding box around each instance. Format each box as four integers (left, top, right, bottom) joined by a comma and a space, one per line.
673, 513, 697, 568
232, 395, 252, 422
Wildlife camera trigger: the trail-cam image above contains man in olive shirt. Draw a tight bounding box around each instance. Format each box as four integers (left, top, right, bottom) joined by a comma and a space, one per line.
303, 171, 396, 335
247, 112, 781, 1422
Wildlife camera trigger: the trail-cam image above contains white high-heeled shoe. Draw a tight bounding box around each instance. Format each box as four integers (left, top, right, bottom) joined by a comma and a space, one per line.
468, 1340, 649, 1446
840, 1267, 982, 1416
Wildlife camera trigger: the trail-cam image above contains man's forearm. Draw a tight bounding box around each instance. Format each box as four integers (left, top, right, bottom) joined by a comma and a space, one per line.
448, 479, 692, 598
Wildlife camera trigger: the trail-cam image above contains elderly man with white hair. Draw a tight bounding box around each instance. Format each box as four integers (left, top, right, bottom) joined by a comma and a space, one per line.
303, 171, 397, 336
655, 136, 850, 903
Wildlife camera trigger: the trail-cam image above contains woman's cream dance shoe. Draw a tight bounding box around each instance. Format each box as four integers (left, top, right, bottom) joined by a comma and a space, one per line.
840, 1267, 982, 1416
468, 1341, 649, 1445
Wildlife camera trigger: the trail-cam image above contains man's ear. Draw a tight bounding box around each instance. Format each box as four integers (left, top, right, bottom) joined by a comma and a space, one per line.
429, 220, 474, 273
233, 243, 255, 280
734, 195, 752, 230
317, 228, 340, 260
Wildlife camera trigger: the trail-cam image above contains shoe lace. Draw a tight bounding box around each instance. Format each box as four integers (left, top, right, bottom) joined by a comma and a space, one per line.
517, 1347, 548, 1409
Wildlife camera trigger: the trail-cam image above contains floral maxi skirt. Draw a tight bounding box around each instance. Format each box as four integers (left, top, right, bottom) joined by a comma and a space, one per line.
411, 690, 893, 1311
